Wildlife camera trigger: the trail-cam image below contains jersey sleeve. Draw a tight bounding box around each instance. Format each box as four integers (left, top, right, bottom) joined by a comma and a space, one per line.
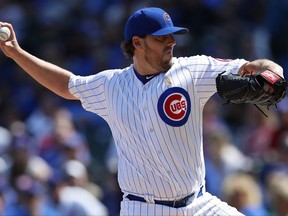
188, 55, 248, 85
68, 73, 108, 118
178, 55, 248, 106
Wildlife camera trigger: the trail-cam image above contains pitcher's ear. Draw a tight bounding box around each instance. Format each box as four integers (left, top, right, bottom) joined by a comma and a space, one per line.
132, 37, 143, 48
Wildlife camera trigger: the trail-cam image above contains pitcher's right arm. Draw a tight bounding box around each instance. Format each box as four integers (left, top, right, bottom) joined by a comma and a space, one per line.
0, 22, 77, 100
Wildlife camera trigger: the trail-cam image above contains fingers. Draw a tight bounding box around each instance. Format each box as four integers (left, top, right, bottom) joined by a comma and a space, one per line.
0, 22, 12, 31
0, 22, 14, 42
238, 62, 251, 76
272, 65, 284, 78
239, 60, 285, 79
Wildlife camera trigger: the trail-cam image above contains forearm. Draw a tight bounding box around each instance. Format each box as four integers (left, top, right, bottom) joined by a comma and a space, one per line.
238, 59, 284, 77
11, 47, 77, 100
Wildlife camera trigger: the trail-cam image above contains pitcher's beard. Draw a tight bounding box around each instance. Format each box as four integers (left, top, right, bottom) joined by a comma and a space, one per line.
144, 53, 173, 73
162, 58, 173, 71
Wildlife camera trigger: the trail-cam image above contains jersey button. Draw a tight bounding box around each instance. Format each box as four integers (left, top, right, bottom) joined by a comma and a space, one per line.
149, 129, 154, 133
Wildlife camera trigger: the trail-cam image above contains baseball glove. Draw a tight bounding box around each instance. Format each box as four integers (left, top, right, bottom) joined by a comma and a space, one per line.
216, 70, 287, 108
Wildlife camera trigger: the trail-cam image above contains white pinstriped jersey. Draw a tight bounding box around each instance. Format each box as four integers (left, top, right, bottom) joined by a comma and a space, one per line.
68, 55, 247, 201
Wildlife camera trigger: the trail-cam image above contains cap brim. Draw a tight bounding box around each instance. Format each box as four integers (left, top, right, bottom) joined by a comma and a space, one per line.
150, 27, 189, 36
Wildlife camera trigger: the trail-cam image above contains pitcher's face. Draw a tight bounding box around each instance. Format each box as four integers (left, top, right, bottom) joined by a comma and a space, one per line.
142, 34, 176, 72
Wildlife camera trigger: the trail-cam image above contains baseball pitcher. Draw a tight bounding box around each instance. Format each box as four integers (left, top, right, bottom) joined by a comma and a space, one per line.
0, 7, 286, 216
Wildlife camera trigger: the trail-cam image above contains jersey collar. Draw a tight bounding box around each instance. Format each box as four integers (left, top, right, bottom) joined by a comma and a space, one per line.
133, 68, 160, 85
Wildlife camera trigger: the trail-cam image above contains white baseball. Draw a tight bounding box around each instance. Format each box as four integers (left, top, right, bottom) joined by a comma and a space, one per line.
0, 26, 11, 41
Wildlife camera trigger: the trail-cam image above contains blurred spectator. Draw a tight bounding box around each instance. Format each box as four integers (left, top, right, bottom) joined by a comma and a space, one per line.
102, 138, 123, 215
46, 174, 108, 216
222, 172, 268, 216
204, 130, 253, 197
203, 97, 254, 197
26, 156, 52, 183
266, 171, 288, 216
0, 125, 12, 151
239, 107, 279, 160
4, 174, 49, 216
62, 159, 104, 200
269, 104, 288, 169
38, 107, 91, 175
0, 157, 12, 216
25, 92, 60, 144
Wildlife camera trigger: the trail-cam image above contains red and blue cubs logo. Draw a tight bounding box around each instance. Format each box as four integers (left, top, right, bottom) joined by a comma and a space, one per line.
158, 87, 191, 127
163, 13, 171, 23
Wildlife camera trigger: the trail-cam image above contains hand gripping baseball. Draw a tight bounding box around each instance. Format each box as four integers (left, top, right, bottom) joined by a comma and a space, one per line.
0, 22, 19, 58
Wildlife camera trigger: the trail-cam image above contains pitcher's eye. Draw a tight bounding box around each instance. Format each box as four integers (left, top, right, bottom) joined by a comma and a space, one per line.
155, 36, 166, 42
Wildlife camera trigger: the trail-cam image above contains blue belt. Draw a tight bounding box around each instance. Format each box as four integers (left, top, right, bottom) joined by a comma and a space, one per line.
126, 187, 203, 208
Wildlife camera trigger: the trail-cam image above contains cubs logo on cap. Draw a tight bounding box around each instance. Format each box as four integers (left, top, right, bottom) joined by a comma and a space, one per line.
158, 87, 191, 127
163, 13, 171, 23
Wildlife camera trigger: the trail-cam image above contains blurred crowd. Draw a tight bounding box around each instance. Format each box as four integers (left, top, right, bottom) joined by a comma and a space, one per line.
0, 0, 288, 215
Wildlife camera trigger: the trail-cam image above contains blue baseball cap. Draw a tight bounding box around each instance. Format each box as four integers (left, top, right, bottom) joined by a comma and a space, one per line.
124, 7, 189, 41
